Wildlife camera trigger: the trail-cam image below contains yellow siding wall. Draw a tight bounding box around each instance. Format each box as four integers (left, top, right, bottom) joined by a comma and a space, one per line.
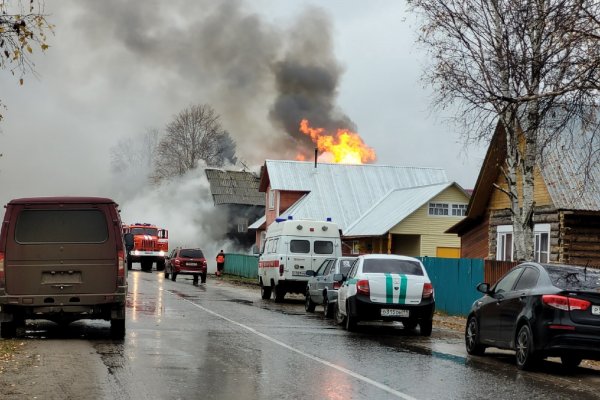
389, 185, 468, 257
489, 166, 553, 210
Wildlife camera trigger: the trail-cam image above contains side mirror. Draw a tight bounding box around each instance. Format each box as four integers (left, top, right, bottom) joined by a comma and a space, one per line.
306, 270, 316, 277
476, 282, 491, 294
333, 273, 344, 282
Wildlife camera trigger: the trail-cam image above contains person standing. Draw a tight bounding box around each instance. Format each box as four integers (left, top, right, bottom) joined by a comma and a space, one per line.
216, 250, 225, 276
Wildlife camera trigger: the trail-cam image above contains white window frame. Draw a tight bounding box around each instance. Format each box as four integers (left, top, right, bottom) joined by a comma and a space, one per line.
534, 223, 550, 263
428, 202, 449, 216
496, 224, 551, 262
351, 240, 360, 255
451, 203, 468, 216
268, 189, 275, 210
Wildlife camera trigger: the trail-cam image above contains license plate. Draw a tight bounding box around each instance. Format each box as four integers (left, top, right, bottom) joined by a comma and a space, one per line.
592, 305, 600, 315
381, 309, 409, 317
292, 271, 306, 276
187, 262, 198, 266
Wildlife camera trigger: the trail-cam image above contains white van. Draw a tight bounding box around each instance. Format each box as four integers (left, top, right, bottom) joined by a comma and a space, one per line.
259, 217, 342, 302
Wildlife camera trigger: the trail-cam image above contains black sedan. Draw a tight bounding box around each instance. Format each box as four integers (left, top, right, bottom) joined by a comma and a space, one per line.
465, 262, 600, 370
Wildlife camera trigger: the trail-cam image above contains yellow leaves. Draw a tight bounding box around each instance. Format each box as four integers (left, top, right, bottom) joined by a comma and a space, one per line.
40, 43, 48, 51
19, 78, 23, 86
26, 45, 32, 54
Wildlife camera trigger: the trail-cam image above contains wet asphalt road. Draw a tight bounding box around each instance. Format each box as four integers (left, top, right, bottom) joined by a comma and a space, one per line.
7, 271, 600, 400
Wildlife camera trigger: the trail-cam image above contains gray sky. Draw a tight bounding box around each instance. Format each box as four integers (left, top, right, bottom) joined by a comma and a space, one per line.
0, 1, 486, 249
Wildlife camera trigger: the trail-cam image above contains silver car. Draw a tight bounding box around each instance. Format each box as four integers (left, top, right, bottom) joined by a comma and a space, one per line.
305, 257, 357, 318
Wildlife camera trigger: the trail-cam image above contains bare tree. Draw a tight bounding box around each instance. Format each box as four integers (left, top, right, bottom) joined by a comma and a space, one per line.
408, 0, 600, 260
152, 104, 237, 183
0, 0, 53, 122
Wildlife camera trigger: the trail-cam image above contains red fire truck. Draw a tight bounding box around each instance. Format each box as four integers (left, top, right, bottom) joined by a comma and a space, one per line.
123, 223, 168, 272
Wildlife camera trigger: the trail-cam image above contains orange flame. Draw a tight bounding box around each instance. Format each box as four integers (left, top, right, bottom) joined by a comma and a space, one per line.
299, 119, 376, 164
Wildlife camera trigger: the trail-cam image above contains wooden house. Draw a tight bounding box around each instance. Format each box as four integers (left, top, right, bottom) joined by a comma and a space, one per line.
249, 160, 470, 257
205, 168, 265, 249
447, 122, 600, 266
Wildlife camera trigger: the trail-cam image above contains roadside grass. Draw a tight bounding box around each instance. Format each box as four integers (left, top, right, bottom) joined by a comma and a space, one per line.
217, 274, 258, 287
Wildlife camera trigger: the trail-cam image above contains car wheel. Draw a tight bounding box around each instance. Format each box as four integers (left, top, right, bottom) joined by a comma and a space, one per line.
323, 296, 334, 319
110, 319, 126, 339
345, 301, 358, 332
334, 301, 345, 326
201, 273, 207, 284
419, 319, 433, 337
273, 284, 285, 303
465, 316, 486, 355
515, 324, 540, 370
260, 283, 272, 299
0, 320, 16, 339
561, 355, 582, 369
171, 273, 177, 282
305, 291, 316, 312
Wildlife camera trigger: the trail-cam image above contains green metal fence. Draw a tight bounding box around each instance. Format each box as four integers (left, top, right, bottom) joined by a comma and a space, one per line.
223, 253, 485, 316
419, 257, 485, 316
223, 253, 259, 279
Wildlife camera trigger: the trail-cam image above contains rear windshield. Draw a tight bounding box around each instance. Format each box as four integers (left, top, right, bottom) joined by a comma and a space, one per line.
15, 209, 108, 244
363, 259, 424, 276
314, 241, 333, 254
179, 249, 204, 258
545, 265, 600, 290
131, 227, 158, 236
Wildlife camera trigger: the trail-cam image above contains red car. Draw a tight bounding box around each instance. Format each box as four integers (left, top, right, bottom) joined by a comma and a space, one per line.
164, 248, 207, 284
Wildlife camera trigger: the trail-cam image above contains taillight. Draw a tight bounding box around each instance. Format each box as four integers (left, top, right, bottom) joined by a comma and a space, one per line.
279, 263, 284, 277
117, 250, 125, 285
422, 282, 434, 299
333, 281, 341, 290
0, 251, 4, 289
357, 279, 370, 296
542, 294, 590, 311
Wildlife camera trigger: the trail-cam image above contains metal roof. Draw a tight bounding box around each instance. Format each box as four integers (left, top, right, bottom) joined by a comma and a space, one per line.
541, 134, 600, 210
205, 168, 264, 206
343, 183, 454, 237
263, 160, 450, 234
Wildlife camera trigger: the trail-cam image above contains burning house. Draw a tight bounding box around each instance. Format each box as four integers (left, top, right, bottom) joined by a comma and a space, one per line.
204, 168, 265, 250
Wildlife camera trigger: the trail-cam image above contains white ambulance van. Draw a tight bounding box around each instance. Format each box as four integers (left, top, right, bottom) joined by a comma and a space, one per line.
259, 217, 342, 302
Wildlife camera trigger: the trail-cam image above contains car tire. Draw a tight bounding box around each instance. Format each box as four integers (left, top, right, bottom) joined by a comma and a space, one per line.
323, 296, 334, 319
273, 284, 285, 303
305, 291, 316, 312
0, 320, 16, 339
171, 273, 177, 282
201, 273, 207, 284
465, 316, 486, 355
260, 283, 272, 299
334, 301, 345, 325
110, 319, 126, 339
419, 319, 433, 337
345, 301, 358, 332
561, 355, 582, 369
515, 324, 540, 370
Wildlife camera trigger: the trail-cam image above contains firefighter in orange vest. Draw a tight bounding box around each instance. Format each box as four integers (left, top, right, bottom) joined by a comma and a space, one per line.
216, 250, 225, 276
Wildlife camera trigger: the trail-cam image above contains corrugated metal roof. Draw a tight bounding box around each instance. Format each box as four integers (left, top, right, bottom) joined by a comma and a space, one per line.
344, 183, 453, 236
205, 168, 264, 206
249, 215, 266, 230
265, 160, 450, 234
541, 134, 600, 210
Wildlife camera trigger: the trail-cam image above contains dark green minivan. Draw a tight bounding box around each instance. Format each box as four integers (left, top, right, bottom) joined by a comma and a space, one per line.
0, 197, 127, 339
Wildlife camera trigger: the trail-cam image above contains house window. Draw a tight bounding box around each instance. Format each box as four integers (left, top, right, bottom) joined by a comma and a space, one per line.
268, 189, 275, 210
497, 226, 514, 261
351, 240, 360, 255
429, 203, 449, 216
534, 224, 550, 263
496, 224, 551, 262
452, 204, 468, 216
237, 218, 248, 233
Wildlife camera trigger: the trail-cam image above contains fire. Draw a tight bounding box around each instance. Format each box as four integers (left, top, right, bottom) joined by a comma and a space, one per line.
298, 119, 376, 164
